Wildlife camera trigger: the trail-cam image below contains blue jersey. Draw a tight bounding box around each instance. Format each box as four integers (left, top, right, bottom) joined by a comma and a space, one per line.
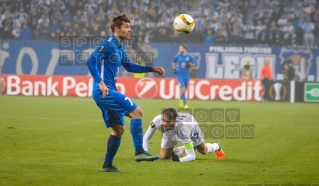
87, 34, 129, 91
173, 53, 196, 77
87, 34, 152, 98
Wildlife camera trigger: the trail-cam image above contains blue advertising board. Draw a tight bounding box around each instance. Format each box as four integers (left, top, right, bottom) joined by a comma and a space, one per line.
1, 40, 318, 82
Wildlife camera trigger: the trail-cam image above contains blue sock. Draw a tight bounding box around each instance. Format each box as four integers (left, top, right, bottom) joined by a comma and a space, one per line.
103, 135, 121, 168
181, 93, 187, 105
130, 119, 144, 154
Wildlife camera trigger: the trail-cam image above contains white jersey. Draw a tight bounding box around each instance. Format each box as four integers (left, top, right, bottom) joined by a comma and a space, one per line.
143, 112, 204, 152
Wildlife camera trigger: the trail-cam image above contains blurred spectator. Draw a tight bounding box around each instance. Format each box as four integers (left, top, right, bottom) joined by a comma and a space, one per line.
16, 8, 27, 24
302, 0, 317, 16
29, 7, 39, 30
256, 26, 268, 45
232, 17, 243, 35
260, 59, 273, 102
49, 31, 57, 40
281, 21, 296, 45
215, 29, 227, 44
38, 13, 50, 25
50, 19, 61, 33
277, 14, 288, 27
240, 61, 253, 80
243, 19, 255, 45
12, 24, 21, 39
302, 17, 315, 46
33, 24, 42, 40
203, 29, 215, 45
19, 24, 33, 40
294, 15, 306, 45
37, 23, 51, 40
0, 0, 318, 47
1, 25, 13, 39
230, 27, 242, 44
255, 20, 266, 39
271, 6, 282, 23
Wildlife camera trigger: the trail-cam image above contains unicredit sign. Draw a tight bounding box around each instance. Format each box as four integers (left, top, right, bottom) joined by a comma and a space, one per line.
1, 75, 263, 101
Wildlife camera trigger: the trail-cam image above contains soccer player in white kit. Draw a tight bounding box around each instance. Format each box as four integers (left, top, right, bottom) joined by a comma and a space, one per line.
143, 108, 225, 162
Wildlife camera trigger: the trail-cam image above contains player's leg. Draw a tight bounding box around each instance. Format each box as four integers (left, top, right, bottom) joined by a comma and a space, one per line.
195, 141, 219, 154
183, 77, 190, 109
177, 76, 186, 108
160, 147, 174, 159
173, 146, 185, 156
192, 123, 225, 159
262, 78, 270, 101
195, 141, 225, 159
160, 135, 178, 159
126, 106, 144, 155
118, 95, 159, 161
97, 108, 124, 173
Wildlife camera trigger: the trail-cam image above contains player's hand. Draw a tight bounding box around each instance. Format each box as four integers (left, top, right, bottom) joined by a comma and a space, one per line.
98, 81, 109, 98
172, 152, 180, 162
173, 69, 178, 74
152, 66, 166, 76
185, 62, 191, 68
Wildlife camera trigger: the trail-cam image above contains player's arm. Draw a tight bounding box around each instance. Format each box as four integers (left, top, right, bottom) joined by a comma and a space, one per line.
185, 54, 196, 68
122, 52, 165, 75
143, 115, 161, 152
172, 56, 178, 74
190, 54, 196, 67
172, 125, 195, 162
172, 62, 177, 74
142, 124, 157, 152
172, 141, 196, 162
86, 42, 105, 83
86, 41, 109, 97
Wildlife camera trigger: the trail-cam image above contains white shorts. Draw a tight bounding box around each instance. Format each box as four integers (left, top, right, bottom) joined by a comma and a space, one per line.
160, 124, 205, 149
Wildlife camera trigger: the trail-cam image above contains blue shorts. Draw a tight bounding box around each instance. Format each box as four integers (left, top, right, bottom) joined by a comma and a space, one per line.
177, 76, 190, 88
93, 89, 138, 128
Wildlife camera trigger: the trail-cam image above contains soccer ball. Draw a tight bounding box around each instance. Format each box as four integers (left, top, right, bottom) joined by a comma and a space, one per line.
173, 14, 195, 34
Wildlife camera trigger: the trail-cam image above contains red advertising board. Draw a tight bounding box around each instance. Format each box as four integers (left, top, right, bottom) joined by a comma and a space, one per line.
1, 75, 263, 101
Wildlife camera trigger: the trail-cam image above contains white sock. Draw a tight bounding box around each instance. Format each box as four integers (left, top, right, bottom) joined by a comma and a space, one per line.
206, 143, 220, 154
173, 146, 185, 156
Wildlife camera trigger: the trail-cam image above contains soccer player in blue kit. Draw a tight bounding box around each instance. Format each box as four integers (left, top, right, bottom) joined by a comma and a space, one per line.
172, 45, 196, 109
86, 14, 165, 173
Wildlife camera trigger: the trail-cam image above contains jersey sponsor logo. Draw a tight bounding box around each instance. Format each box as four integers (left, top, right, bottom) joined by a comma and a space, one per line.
98, 46, 105, 52
135, 77, 158, 99
150, 122, 156, 128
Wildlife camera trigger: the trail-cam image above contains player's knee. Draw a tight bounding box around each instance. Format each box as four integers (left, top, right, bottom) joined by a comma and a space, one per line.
160, 154, 171, 159
111, 126, 125, 137
196, 144, 208, 155
198, 149, 207, 155
180, 88, 186, 93
130, 107, 143, 118
160, 149, 172, 159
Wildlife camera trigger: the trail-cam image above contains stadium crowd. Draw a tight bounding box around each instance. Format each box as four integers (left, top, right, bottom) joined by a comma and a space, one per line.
0, 0, 318, 47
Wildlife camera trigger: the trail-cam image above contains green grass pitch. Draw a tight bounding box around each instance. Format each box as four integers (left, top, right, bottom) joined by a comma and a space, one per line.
0, 96, 318, 186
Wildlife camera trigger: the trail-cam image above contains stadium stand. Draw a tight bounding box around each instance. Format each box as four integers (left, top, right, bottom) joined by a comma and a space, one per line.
0, 0, 318, 46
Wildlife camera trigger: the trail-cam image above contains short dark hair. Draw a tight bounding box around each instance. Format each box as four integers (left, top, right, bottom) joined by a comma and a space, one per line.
162, 108, 178, 121
110, 14, 130, 33
180, 44, 187, 50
